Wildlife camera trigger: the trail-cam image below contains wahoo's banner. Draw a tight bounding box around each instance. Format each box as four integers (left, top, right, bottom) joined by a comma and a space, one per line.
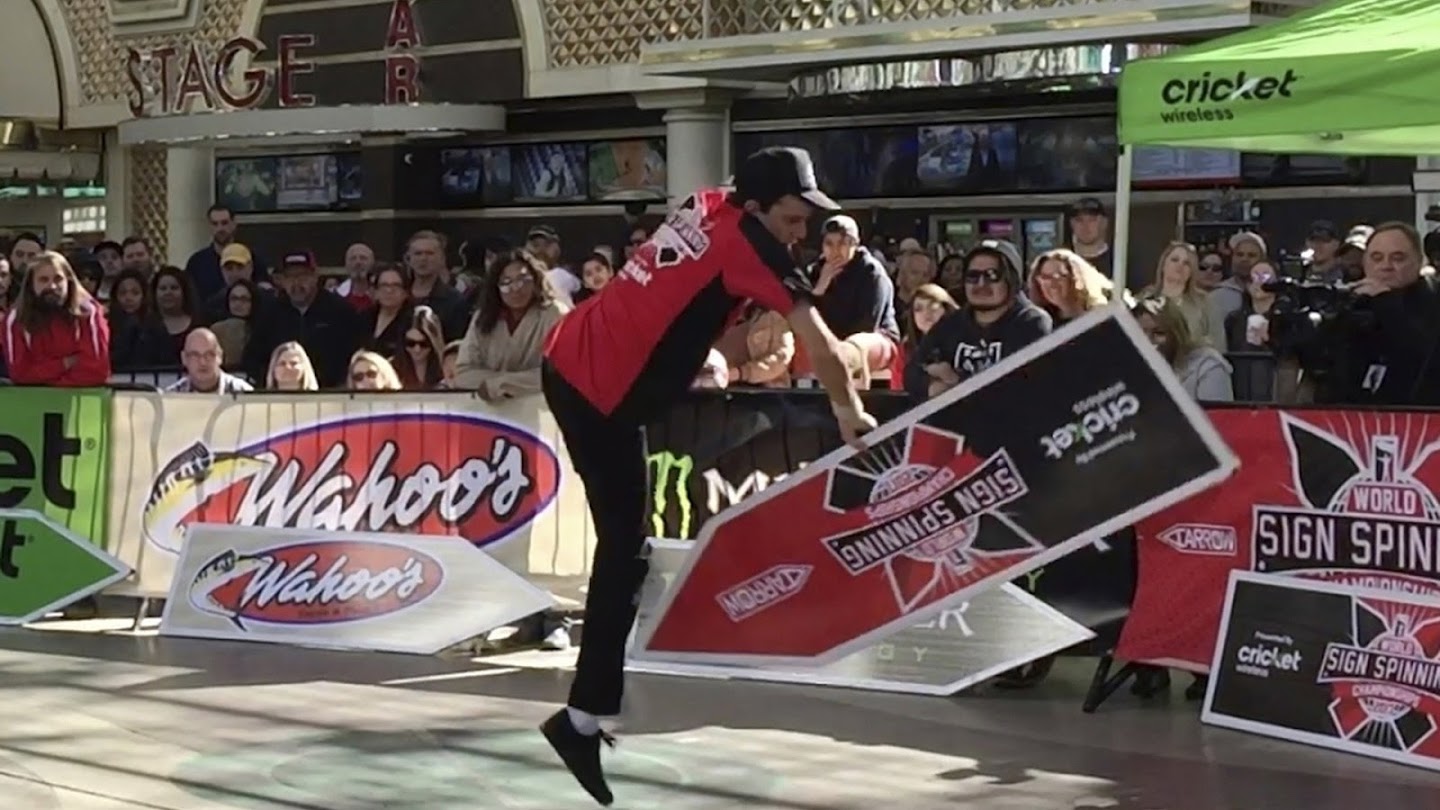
1118, 407, 1440, 672
636, 305, 1237, 668
105, 392, 592, 598
1204, 572, 1440, 772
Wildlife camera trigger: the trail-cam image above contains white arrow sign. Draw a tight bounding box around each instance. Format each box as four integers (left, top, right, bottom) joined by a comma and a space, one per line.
161, 524, 553, 655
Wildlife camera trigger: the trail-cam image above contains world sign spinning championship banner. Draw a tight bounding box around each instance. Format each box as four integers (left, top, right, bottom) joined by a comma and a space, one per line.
1205, 572, 1440, 772
635, 304, 1239, 667
1119, 407, 1440, 672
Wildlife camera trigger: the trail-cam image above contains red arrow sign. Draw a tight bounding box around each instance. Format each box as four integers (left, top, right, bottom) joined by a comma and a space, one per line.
636, 305, 1238, 667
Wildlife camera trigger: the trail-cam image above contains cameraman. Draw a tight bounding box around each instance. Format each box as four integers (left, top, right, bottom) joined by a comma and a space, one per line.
1324, 222, 1440, 405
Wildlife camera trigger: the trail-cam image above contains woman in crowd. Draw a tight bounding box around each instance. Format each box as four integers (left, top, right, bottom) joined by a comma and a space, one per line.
890, 283, 958, 383
266, 341, 318, 391
1223, 260, 1283, 402
1141, 242, 1221, 349
348, 350, 402, 391
452, 249, 567, 400
358, 264, 413, 359
393, 305, 446, 390
1027, 249, 1113, 326
76, 260, 104, 300
151, 266, 200, 365
936, 254, 966, 299
107, 268, 171, 370
1134, 296, 1233, 402
730, 305, 795, 388
210, 279, 259, 371
0, 259, 9, 377
572, 252, 614, 305
893, 247, 937, 336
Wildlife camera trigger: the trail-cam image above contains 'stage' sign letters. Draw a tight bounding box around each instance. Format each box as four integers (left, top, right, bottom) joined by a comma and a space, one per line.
126, 36, 315, 118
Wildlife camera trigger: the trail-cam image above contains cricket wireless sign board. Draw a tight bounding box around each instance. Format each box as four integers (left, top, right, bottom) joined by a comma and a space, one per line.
1204, 572, 1440, 772
636, 304, 1239, 668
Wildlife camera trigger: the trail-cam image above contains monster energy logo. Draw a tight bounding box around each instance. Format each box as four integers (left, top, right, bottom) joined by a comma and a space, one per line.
648, 451, 800, 539
649, 451, 695, 538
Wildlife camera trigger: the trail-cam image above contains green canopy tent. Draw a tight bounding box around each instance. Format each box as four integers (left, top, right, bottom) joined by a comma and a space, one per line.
1111, 0, 1440, 283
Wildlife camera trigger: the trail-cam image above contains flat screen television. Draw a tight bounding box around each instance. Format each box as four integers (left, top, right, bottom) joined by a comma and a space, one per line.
215, 157, 278, 213
512, 143, 588, 203
916, 123, 1019, 192
1016, 117, 1118, 191
588, 139, 666, 201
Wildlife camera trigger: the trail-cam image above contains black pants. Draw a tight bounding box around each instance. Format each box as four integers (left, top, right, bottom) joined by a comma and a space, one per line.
542, 362, 649, 716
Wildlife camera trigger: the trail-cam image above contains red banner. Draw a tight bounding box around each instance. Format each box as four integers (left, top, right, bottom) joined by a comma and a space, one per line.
1119, 407, 1440, 672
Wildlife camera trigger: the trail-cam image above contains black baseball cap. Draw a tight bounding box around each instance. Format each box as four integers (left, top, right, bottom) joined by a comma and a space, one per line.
1308, 220, 1340, 241
1068, 197, 1107, 218
93, 240, 123, 256
733, 147, 840, 211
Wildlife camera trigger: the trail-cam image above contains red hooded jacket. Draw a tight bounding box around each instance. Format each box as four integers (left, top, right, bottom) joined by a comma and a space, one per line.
3, 302, 112, 386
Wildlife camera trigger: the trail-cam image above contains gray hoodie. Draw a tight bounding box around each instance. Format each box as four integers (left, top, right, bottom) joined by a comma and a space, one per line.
1177, 345, 1234, 402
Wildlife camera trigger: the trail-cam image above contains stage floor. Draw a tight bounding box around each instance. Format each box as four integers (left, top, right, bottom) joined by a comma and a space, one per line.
2, 620, 1436, 809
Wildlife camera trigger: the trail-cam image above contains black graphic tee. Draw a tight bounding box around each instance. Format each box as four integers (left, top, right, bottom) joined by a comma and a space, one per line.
903, 299, 1052, 403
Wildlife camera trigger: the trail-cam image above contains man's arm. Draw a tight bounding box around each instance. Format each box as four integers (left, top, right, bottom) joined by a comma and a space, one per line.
787, 301, 863, 415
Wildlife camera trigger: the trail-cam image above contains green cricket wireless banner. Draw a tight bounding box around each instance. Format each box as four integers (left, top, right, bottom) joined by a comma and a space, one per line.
1118, 0, 1440, 154
0, 387, 111, 544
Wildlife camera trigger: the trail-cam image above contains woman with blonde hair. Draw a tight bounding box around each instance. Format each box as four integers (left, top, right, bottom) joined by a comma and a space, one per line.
347, 350, 403, 391
1027, 249, 1113, 326
1141, 242, 1221, 348
266, 341, 319, 390
1132, 296, 1233, 401
891, 283, 959, 383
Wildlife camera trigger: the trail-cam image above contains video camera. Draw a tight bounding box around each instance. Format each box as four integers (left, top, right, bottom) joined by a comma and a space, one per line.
1261, 274, 1372, 373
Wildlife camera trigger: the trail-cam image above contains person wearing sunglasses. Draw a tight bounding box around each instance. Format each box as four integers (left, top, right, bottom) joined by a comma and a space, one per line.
903, 238, 1051, 403
1196, 251, 1226, 292
452, 249, 567, 400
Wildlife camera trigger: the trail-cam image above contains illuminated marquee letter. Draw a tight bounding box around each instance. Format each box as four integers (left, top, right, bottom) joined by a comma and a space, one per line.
386, 0, 421, 48
214, 38, 268, 109
276, 34, 316, 107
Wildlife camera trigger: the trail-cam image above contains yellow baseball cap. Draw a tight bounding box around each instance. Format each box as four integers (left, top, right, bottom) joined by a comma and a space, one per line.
220, 243, 252, 265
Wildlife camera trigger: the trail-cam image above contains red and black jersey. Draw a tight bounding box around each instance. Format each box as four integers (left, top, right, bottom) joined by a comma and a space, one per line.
545, 188, 812, 423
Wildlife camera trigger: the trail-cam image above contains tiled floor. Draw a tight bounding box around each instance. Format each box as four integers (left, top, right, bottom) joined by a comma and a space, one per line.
1, 622, 1436, 809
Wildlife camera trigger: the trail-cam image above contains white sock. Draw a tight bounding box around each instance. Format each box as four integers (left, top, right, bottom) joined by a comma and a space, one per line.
566, 707, 601, 735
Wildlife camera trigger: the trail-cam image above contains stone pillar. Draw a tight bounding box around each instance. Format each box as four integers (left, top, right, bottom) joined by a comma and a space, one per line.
165, 146, 214, 263
102, 131, 129, 241
635, 90, 733, 204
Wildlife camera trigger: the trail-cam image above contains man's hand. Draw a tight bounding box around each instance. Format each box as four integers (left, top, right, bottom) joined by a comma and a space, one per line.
1350, 278, 1391, 297
832, 401, 878, 449
924, 362, 960, 385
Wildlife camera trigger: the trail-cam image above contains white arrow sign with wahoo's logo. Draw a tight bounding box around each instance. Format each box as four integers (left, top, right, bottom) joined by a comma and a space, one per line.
160, 524, 554, 655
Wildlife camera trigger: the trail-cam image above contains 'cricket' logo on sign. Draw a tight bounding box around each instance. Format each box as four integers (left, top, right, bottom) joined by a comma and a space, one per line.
820, 425, 1038, 611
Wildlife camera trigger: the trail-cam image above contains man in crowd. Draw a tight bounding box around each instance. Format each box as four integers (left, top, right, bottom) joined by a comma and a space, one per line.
93, 239, 124, 299
1337, 225, 1373, 281
185, 204, 268, 300
244, 251, 358, 388
9, 232, 43, 272
3, 250, 111, 386
166, 329, 252, 393
1303, 220, 1345, 283
202, 243, 261, 320
337, 242, 376, 310
122, 236, 156, 279
528, 224, 580, 304
1208, 231, 1267, 337
1324, 222, 1440, 405
539, 147, 876, 806
805, 214, 900, 387
904, 239, 1051, 402
406, 230, 468, 339
1066, 197, 1113, 282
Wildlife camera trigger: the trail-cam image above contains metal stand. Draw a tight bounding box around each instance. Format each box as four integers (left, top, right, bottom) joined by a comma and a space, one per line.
131, 598, 150, 632
1082, 654, 1172, 712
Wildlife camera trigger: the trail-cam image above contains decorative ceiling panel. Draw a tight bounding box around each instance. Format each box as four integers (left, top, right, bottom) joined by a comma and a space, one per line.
61, 0, 248, 105
541, 0, 1098, 67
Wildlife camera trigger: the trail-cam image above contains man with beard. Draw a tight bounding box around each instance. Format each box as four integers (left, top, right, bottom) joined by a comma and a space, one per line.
1208, 231, 1267, 335
3, 250, 111, 385
904, 238, 1051, 403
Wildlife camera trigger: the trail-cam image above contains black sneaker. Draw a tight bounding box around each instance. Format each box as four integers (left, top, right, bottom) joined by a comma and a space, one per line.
540, 710, 616, 806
